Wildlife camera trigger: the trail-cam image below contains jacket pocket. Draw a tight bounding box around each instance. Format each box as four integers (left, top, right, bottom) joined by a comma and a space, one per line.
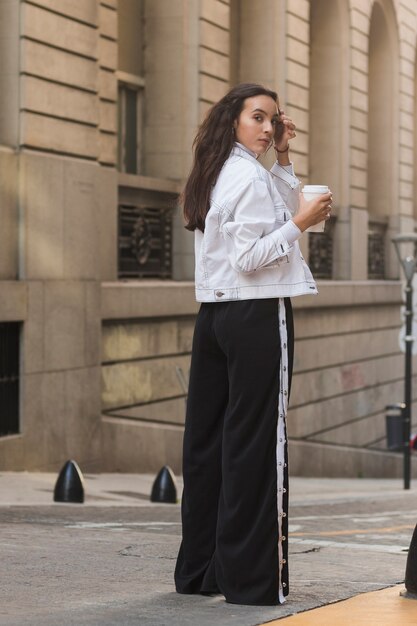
274, 205, 289, 225
262, 254, 290, 269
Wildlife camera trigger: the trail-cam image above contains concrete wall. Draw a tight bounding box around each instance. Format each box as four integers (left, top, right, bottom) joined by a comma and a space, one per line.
0, 0, 105, 470
98, 281, 417, 478
1, 0, 417, 477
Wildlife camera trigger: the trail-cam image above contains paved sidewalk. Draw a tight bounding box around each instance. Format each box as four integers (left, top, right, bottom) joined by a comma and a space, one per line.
266, 585, 417, 625
0, 472, 416, 625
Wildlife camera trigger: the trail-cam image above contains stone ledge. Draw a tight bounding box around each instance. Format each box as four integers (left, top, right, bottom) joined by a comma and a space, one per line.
99, 417, 417, 477
101, 280, 403, 320
0, 280, 404, 322
294, 280, 402, 309
289, 438, 417, 479
100, 415, 183, 473
118, 172, 181, 194
101, 280, 198, 319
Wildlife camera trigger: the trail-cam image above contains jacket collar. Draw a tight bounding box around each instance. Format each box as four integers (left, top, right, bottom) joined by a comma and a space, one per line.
231, 142, 259, 161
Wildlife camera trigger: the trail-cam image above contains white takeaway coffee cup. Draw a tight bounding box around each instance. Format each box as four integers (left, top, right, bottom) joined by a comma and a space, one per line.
301, 185, 330, 233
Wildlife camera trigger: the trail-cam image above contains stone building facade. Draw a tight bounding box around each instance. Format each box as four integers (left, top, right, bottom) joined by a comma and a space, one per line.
1, 0, 417, 477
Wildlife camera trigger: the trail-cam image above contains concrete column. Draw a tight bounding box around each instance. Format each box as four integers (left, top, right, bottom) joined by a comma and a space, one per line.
143, 1, 200, 280
0, 0, 20, 148
0, 2, 20, 279
350, 208, 368, 280
5, 0, 104, 470
332, 206, 351, 280
237, 0, 285, 93
367, 2, 399, 220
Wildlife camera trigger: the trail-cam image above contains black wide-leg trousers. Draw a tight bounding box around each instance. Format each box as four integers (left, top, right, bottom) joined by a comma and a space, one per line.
174, 298, 294, 606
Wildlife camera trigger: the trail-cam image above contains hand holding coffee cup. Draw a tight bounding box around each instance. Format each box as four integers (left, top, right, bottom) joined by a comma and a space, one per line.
293, 186, 332, 233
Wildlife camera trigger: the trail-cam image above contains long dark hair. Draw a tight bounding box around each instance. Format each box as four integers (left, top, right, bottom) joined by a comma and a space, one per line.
183, 83, 278, 232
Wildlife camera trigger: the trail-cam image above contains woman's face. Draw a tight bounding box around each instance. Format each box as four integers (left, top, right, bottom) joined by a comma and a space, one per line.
234, 95, 280, 156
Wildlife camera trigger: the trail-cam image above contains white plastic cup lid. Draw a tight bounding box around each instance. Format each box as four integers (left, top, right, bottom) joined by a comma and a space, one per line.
302, 185, 329, 194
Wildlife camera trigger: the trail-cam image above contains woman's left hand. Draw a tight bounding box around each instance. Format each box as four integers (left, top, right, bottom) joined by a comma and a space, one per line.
274, 110, 296, 154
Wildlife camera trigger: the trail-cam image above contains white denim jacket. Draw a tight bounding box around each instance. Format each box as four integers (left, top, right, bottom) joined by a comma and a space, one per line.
194, 143, 318, 302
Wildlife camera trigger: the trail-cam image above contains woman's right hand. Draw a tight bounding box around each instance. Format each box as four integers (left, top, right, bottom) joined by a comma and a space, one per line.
292, 192, 332, 232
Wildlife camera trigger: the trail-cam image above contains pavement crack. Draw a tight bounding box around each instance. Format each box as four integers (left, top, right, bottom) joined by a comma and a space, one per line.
118, 545, 140, 557
292, 547, 321, 554
118, 545, 176, 560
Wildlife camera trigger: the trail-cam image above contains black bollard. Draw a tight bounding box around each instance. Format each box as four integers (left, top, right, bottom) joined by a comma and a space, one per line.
401, 523, 417, 599
150, 465, 177, 503
53, 459, 85, 503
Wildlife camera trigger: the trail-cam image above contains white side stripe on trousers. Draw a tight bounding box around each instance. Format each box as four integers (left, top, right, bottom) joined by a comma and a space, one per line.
277, 298, 288, 604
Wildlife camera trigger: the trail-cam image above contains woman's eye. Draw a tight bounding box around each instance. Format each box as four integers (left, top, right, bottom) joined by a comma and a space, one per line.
254, 115, 262, 122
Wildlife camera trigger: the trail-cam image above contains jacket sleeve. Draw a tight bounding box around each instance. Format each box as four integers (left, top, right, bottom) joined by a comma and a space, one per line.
270, 161, 301, 217
221, 178, 301, 274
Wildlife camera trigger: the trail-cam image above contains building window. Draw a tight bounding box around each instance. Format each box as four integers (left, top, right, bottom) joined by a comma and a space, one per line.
368, 220, 387, 280
117, 78, 144, 174
117, 0, 144, 175
116, 0, 176, 280
0, 322, 20, 437
308, 219, 336, 280
118, 204, 172, 278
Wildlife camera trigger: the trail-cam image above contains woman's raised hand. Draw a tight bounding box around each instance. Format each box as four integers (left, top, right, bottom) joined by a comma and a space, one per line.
293, 192, 333, 233
273, 110, 296, 154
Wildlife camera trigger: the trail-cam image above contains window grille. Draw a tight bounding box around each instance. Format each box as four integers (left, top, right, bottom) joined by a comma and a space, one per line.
368, 221, 386, 279
308, 219, 335, 279
118, 204, 172, 278
0, 322, 20, 437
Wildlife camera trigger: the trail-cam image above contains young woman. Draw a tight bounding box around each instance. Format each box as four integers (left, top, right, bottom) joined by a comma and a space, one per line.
174, 83, 332, 606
